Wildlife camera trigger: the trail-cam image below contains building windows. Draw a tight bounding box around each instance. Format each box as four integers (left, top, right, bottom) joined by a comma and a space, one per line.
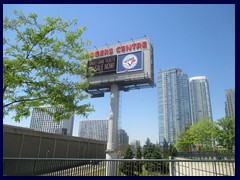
157, 68, 191, 144
189, 76, 212, 123
30, 106, 74, 136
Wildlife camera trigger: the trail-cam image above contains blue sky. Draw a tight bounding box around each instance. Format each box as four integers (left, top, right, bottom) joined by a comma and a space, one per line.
3, 4, 235, 145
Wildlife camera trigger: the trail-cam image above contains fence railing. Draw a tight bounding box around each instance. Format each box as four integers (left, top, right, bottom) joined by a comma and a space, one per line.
3, 158, 235, 176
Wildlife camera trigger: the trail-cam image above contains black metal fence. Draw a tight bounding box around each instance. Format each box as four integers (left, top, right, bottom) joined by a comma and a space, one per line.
3, 158, 235, 176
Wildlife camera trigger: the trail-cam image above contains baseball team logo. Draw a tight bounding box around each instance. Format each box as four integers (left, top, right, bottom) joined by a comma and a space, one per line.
122, 54, 138, 69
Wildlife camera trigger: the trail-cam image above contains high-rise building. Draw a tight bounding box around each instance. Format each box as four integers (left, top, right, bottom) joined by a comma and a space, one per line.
30, 106, 74, 136
118, 129, 129, 145
189, 76, 213, 123
130, 140, 141, 153
130, 140, 141, 148
78, 120, 108, 141
225, 89, 235, 118
157, 68, 192, 144
78, 120, 129, 144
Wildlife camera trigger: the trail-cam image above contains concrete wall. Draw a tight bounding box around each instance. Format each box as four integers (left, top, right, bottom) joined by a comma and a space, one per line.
170, 157, 235, 176
3, 125, 107, 159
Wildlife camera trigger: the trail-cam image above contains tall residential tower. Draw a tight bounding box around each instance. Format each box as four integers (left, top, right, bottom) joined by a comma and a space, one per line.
225, 88, 235, 118
189, 76, 213, 123
157, 68, 192, 144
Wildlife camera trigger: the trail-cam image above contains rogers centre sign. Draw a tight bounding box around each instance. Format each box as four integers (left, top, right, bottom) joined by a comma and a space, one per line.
86, 37, 154, 91
89, 41, 147, 58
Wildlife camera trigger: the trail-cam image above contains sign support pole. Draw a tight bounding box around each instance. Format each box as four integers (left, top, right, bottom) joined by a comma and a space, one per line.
106, 84, 119, 176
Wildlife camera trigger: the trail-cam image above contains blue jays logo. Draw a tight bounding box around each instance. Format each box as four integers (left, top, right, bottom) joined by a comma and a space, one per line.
122, 54, 138, 69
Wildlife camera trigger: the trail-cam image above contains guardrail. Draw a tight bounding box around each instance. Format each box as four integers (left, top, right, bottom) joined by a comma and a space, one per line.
3, 158, 235, 176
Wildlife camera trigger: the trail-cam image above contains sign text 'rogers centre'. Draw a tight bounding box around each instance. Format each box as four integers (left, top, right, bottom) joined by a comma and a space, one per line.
89, 41, 148, 58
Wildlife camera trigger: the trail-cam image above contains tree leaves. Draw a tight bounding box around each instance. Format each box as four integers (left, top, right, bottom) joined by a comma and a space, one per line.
214, 117, 235, 150
175, 117, 235, 151
3, 10, 93, 122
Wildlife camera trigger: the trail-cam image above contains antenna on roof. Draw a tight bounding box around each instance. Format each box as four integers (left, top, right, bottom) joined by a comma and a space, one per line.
144, 35, 151, 44
131, 38, 135, 43
118, 41, 122, 47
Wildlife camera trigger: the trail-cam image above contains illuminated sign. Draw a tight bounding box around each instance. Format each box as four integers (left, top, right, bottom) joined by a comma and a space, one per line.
88, 55, 117, 75
117, 51, 143, 73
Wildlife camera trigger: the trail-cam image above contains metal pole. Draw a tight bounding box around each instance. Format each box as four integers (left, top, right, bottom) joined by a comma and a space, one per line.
106, 84, 119, 176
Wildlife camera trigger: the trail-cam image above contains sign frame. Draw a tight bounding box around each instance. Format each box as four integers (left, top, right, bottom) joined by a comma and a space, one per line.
85, 37, 154, 95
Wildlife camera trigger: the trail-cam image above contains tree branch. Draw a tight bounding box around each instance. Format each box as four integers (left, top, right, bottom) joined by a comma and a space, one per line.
3, 97, 44, 108
3, 84, 8, 94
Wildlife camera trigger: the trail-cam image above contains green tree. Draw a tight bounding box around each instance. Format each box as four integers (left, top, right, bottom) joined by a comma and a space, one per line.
142, 138, 169, 174
175, 118, 216, 151
134, 146, 143, 175
190, 118, 216, 150
142, 138, 154, 158
175, 126, 194, 151
123, 146, 134, 159
120, 146, 141, 176
3, 10, 94, 122
162, 138, 170, 158
135, 146, 142, 159
214, 117, 235, 150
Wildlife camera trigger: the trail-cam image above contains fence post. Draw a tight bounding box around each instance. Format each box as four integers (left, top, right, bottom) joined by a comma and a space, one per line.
32, 159, 37, 175
15, 159, 19, 176
169, 156, 175, 176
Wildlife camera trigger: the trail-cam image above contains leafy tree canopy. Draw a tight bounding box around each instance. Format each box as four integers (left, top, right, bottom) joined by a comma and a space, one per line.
120, 146, 142, 176
175, 117, 235, 151
189, 118, 216, 149
135, 147, 142, 159
3, 10, 94, 122
123, 146, 134, 159
214, 117, 235, 150
176, 118, 216, 151
175, 126, 194, 151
